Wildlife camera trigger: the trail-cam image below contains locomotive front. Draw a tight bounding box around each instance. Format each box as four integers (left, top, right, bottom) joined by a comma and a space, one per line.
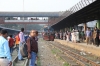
43, 26, 55, 41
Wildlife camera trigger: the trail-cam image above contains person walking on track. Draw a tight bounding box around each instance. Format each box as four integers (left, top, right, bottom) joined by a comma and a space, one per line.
9, 35, 14, 54
18, 28, 25, 60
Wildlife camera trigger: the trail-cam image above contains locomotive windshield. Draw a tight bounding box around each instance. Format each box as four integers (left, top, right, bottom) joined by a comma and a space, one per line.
44, 27, 54, 33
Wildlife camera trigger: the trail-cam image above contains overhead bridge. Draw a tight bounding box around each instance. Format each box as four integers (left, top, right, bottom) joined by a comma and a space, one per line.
0, 12, 63, 24
0, 12, 60, 17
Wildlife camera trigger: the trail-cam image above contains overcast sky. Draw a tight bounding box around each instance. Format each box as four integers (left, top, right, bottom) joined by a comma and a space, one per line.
0, 0, 81, 12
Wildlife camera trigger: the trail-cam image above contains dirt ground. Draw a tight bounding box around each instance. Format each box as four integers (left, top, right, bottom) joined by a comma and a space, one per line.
38, 39, 64, 66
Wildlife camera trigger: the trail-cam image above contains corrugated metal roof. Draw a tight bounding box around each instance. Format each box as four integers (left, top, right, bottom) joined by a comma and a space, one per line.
0, 26, 20, 31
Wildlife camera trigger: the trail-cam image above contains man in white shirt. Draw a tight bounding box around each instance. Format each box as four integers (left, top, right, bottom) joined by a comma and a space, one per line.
18, 28, 25, 60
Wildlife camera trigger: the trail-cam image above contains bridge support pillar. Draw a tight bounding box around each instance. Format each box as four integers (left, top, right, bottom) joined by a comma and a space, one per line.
70, 27, 72, 31
96, 20, 100, 29
65, 28, 67, 31
74, 25, 78, 30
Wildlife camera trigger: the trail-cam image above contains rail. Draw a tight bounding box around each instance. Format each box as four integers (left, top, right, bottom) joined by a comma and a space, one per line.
12, 49, 29, 66
48, 41, 100, 66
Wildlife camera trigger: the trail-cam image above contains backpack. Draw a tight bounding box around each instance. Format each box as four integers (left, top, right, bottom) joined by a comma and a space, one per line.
20, 42, 28, 57
20, 37, 32, 57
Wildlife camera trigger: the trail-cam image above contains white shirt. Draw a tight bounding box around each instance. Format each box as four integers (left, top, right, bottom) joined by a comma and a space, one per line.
19, 32, 25, 43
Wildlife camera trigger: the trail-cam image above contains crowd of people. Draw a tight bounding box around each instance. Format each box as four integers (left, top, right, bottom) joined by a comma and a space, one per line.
55, 27, 100, 47
0, 28, 38, 66
0, 26, 100, 66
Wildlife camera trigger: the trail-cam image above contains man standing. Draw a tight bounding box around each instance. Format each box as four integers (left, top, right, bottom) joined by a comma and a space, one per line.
9, 35, 14, 54
18, 28, 25, 60
85, 28, 91, 45
0, 29, 12, 66
93, 27, 100, 47
27, 30, 38, 66
60, 31, 63, 40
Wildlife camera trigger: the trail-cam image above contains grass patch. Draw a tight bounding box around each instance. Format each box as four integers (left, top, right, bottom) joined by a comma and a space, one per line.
37, 58, 41, 66
63, 62, 69, 66
51, 48, 70, 66
58, 56, 63, 60
51, 48, 61, 54
51, 49, 56, 54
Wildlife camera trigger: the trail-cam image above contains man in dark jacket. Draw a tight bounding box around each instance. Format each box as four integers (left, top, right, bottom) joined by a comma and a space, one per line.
27, 30, 38, 66
94, 27, 100, 47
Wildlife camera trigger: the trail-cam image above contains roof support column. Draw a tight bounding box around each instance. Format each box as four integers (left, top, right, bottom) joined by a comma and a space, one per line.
70, 27, 72, 32
83, 23, 87, 34
96, 20, 100, 29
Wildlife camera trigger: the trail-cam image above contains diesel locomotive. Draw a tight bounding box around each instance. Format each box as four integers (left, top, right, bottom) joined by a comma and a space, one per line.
42, 26, 55, 41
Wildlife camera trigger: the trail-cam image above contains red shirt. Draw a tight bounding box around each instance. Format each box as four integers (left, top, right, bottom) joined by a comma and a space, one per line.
9, 38, 14, 47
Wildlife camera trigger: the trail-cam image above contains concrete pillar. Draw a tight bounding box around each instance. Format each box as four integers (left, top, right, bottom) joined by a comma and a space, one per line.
65, 28, 67, 31
24, 17, 28, 20
70, 27, 72, 31
83, 23, 87, 33
96, 20, 100, 29
20, 17, 24, 20
10, 17, 12, 20
71, 27, 72, 31
74, 25, 78, 30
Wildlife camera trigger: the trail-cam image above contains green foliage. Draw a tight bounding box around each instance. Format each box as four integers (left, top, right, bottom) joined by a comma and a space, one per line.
51, 48, 61, 54
37, 58, 41, 66
51, 48, 69, 66
63, 63, 69, 66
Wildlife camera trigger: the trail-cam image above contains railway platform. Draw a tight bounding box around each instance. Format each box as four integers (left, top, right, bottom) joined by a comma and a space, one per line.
54, 39, 100, 57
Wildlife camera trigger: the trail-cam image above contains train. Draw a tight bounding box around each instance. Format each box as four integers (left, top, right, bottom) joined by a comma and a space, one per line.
42, 26, 55, 41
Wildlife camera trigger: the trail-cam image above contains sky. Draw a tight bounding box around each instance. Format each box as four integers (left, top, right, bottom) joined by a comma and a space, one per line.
0, 0, 81, 12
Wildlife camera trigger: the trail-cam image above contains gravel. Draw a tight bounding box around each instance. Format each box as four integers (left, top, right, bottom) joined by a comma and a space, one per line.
38, 39, 64, 66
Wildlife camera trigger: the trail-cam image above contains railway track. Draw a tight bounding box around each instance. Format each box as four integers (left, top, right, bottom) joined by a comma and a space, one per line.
13, 57, 28, 66
47, 41, 100, 66
12, 49, 29, 66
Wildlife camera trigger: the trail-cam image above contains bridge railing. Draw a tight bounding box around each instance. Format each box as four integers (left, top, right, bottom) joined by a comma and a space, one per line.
51, 0, 96, 26
5, 20, 48, 22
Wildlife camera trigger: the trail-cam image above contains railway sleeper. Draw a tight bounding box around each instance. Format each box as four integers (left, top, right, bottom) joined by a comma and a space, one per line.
13, 57, 28, 66
51, 44, 89, 66
59, 55, 80, 66
58, 44, 100, 66
49, 42, 85, 66
55, 51, 80, 66
49, 41, 100, 66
